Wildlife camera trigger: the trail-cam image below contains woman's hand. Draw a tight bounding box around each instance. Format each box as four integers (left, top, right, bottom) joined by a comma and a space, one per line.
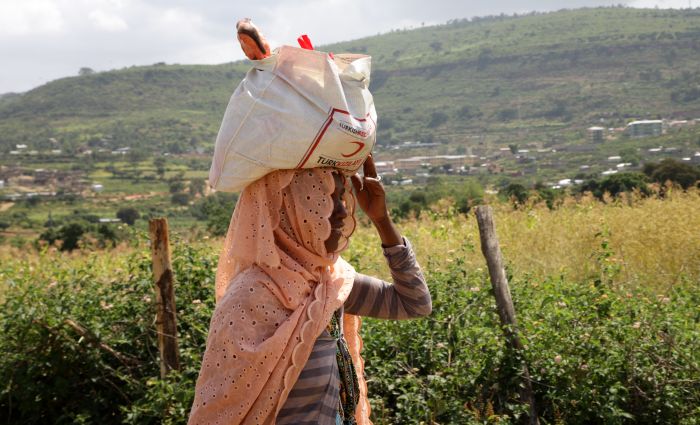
351, 154, 388, 223
351, 155, 403, 247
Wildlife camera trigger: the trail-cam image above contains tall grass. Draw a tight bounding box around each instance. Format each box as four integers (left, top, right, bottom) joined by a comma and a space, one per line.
347, 188, 700, 291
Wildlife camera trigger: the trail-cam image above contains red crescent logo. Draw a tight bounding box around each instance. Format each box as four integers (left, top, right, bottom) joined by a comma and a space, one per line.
341, 141, 365, 158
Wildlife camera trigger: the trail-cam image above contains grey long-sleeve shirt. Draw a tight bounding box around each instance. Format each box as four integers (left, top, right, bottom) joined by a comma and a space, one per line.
277, 238, 431, 424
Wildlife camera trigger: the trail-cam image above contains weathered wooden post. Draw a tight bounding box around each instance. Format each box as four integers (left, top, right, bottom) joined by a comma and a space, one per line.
475, 205, 539, 425
149, 217, 180, 377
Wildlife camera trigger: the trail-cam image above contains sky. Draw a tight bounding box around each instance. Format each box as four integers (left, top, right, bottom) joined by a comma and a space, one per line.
0, 0, 694, 94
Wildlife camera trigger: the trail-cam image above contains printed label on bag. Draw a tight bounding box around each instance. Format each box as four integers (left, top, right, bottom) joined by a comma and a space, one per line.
296, 108, 376, 170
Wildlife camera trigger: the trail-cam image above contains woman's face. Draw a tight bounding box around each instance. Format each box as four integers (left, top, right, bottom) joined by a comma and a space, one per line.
324, 172, 348, 253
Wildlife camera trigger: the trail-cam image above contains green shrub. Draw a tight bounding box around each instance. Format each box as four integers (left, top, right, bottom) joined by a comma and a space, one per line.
117, 207, 140, 226
189, 192, 237, 236
1, 237, 698, 424
643, 159, 700, 189
580, 173, 650, 199
358, 241, 700, 424
170, 193, 191, 206
0, 242, 217, 424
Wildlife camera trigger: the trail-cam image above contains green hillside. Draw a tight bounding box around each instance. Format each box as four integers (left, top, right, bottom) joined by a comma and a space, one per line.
1, 7, 700, 156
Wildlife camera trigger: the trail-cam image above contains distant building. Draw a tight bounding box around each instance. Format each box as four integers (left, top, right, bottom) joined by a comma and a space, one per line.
99, 218, 121, 223
91, 183, 104, 192
394, 155, 475, 173
374, 161, 397, 175
0, 180, 4, 189
395, 157, 424, 172
111, 147, 131, 155
607, 156, 622, 162
588, 126, 605, 143
669, 120, 689, 128
626, 120, 663, 138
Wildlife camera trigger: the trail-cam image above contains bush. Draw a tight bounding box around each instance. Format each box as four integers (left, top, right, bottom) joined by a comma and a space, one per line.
59, 222, 86, 251
579, 173, 650, 200
117, 207, 140, 226
427, 112, 449, 128
170, 193, 191, 206
358, 241, 700, 424
38, 220, 126, 251
1, 232, 699, 424
189, 192, 238, 236
501, 183, 529, 205
643, 159, 700, 189
0, 243, 218, 424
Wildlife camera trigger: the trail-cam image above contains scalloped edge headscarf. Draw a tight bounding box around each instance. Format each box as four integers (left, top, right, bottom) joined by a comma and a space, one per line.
188, 168, 372, 425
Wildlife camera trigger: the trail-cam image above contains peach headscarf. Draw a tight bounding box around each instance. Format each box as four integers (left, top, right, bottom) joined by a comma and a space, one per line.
188, 168, 372, 425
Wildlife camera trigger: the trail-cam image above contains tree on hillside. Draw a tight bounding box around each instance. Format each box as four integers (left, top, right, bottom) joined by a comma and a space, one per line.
171, 192, 191, 206
428, 111, 449, 128
78, 67, 95, 76
190, 192, 238, 236
189, 178, 206, 197
619, 147, 641, 166
116, 207, 140, 225
59, 222, 86, 252
169, 180, 185, 193
154, 157, 166, 179
643, 159, 700, 189
501, 183, 529, 206
580, 173, 650, 199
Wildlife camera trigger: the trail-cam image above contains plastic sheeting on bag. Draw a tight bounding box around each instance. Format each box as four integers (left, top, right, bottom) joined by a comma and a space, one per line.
209, 45, 377, 193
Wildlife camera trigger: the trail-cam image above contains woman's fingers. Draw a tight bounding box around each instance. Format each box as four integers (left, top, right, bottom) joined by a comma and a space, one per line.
362, 177, 384, 194
350, 173, 363, 193
363, 154, 378, 179
236, 19, 270, 60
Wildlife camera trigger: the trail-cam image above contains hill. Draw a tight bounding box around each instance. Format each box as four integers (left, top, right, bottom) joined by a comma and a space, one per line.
1, 7, 700, 158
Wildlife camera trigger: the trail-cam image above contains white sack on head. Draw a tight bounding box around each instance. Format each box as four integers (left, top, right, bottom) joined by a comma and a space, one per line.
209, 45, 377, 193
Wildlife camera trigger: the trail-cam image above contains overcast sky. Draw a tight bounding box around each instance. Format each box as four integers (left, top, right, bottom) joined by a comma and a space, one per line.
0, 0, 693, 94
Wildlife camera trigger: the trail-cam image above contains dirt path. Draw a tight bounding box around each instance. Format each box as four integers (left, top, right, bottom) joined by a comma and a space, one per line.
0, 202, 14, 212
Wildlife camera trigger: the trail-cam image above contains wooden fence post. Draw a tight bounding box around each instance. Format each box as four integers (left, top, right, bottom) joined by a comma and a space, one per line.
149, 218, 180, 378
475, 206, 539, 425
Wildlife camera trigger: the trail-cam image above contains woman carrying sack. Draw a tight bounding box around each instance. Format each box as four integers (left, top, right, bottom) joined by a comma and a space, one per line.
189, 21, 431, 424
187, 156, 431, 424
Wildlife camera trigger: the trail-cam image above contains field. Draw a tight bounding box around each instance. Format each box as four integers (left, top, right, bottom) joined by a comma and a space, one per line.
1, 191, 698, 424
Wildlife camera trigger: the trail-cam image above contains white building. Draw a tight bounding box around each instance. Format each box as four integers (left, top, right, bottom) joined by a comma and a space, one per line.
626, 120, 663, 138
99, 218, 121, 223
588, 126, 605, 143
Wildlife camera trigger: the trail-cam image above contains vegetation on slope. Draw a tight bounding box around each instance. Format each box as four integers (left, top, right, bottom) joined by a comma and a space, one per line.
2, 7, 700, 156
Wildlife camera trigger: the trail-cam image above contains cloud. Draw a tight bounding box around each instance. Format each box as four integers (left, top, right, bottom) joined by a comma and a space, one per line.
0, 0, 64, 37
89, 9, 129, 32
